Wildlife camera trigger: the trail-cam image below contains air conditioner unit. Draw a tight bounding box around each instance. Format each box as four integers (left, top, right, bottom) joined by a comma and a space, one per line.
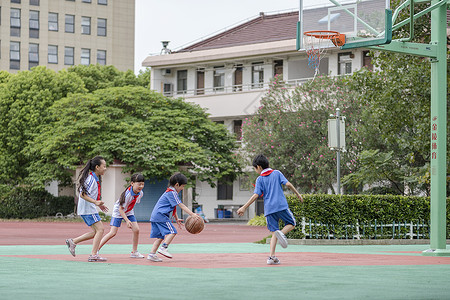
161, 68, 172, 76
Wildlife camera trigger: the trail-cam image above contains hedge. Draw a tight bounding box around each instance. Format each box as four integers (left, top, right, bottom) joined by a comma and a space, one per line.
0, 186, 75, 219
286, 194, 450, 239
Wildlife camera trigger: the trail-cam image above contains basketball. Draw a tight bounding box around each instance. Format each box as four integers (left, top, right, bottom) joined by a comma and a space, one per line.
185, 216, 204, 234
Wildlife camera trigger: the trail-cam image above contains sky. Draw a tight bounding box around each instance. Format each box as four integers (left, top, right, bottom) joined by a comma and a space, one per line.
134, 0, 331, 74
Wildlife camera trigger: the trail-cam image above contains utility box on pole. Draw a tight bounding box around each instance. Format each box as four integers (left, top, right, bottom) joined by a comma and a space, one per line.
327, 118, 346, 151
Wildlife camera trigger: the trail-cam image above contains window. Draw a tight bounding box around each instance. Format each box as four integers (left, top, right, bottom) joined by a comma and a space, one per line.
362, 51, 373, 71
48, 13, 58, 31
97, 50, 106, 65
97, 18, 106, 36
10, 8, 21, 37
177, 70, 187, 94
30, 0, 39, 5
48, 45, 58, 64
252, 62, 264, 88
234, 120, 242, 141
11, 0, 21, 3
217, 176, 233, 200
29, 43, 39, 69
81, 48, 90, 65
338, 52, 353, 75
10, 41, 20, 70
65, 14, 74, 33
82, 0, 92, 3
98, 0, 107, 4
29, 10, 39, 38
213, 66, 225, 91
64, 47, 74, 65
81, 17, 91, 34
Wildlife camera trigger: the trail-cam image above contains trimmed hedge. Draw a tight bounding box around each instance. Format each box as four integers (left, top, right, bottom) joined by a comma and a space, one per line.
286, 194, 450, 239
0, 186, 75, 219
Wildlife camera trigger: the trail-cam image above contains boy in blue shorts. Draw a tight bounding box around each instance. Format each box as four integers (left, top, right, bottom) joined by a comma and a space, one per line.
147, 173, 200, 262
237, 154, 303, 265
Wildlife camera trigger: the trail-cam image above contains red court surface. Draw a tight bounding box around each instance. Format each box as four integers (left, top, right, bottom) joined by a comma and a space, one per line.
0, 221, 269, 245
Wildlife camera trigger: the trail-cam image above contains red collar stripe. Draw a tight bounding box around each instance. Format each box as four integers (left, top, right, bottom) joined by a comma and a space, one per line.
261, 169, 274, 176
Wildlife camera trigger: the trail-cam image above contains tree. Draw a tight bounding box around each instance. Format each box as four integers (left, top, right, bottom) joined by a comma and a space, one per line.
28, 86, 242, 187
0, 67, 86, 184
241, 75, 363, 193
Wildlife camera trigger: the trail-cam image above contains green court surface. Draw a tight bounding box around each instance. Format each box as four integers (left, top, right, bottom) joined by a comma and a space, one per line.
1, 243, 450, 300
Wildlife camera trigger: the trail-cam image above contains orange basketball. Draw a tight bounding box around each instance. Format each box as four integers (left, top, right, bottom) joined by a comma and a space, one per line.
185, 216, 204, 234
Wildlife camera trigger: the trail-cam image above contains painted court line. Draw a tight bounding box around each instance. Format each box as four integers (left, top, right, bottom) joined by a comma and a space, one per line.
3, 252, 450, 269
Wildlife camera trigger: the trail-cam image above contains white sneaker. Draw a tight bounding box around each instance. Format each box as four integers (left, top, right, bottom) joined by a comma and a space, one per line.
267, 256, 281, 265
65, 239, 76, 257
130, 251, 145, 258
88, 254, 107, 262
147, 254, 162, 262
157, 247, 172, 259
274, 230, 288, 248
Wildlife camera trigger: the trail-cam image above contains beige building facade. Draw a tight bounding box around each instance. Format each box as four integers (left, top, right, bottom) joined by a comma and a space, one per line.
0, 0, 135, 72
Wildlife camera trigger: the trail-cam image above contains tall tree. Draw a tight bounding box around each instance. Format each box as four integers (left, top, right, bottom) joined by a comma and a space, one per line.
28, 86, 242, 187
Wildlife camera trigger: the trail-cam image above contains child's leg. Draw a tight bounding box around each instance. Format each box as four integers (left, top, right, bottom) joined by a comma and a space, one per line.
162, 233, 176, 246
90, 221, 105, 255
131, 222, 140, 252
72, 230, 95, 244
99, 226, 119, 250
281, 224, 295, 235
269, 231, 278, 257
150, 238, 163, 254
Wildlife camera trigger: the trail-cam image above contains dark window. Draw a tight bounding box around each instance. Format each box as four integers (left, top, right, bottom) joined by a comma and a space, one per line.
48, 45, 58, 64
97, 50, 106, 65
217, 176, 233, 200
65, 14, 74, 33
338, 52, 353, 75
81, 48, 90, 65
252, 62, 264, 88
29, 43, 39, 69
64, 47, 74, 65
10, 41, 20, 70
97, 18, 106, 36
29, 10, 39, 38
213, 66, 225, 91
48, 13, 58, 31
11, 0, 21, 3
234, 120, 242, 141
82, 0, 92, 3
81, 17, 91, 35
10, 8, 21, 37
30, 0, 39, 5
98, 0, 107, 4
177, 70, 187, 93
362, 50, 373, 71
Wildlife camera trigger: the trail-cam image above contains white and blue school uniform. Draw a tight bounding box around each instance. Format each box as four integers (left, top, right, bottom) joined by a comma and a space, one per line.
78, 172, 102, 226
150, 187, 182, 239
110, 186, 143, 227
254, 168, 296, 232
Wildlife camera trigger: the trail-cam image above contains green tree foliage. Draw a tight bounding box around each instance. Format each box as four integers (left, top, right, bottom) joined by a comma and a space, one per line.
241, 75, 363, 193
28, 86, 241, 187
0, 67, 85, 184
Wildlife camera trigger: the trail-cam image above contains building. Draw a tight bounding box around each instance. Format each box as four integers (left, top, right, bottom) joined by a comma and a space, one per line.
141, 7, 375, 221
0, 0, 135, 72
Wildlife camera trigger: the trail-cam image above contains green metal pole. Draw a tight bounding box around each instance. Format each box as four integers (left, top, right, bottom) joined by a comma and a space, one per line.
422, 0, 449, 256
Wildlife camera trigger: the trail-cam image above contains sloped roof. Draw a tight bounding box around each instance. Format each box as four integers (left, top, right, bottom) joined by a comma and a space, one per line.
178, 11, 300, 52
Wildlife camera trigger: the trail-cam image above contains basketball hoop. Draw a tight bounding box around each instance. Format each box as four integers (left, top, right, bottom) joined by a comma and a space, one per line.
303, 30, 346, 77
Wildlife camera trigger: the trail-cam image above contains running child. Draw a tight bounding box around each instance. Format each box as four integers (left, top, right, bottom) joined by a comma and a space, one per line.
65, 156, 109, 262
98, 173, 146, 258
147, 172, 201, 262
237, 154, 303, 265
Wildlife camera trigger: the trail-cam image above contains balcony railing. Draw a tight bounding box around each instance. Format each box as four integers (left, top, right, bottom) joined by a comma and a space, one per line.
162, 77, 313, 97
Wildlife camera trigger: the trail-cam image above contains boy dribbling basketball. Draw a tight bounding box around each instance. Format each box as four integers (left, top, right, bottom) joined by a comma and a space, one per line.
237, 154, 303, 265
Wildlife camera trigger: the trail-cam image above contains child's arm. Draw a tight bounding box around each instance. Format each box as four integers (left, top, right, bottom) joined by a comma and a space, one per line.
285, 182, 304, 202
237, 193, 259, 216
178, 203, 200, 218
118, 206, 133, 228
80, 192, 109, 212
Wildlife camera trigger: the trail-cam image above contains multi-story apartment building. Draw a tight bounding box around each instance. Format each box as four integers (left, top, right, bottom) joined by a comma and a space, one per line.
142, 8, 375, 221
0, 0, 135, 72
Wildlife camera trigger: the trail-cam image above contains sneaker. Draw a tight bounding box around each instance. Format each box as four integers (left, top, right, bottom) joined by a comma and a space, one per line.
157, 247, 172, 259
130, 251, 145, 258
274, 230, 288, 248
88, 254, 107, 262
267, 256, 281, 265
65, 239, 76, 257
147, 254, 162, 262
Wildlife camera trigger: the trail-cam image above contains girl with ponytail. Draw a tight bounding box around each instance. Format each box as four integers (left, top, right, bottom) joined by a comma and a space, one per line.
65, 156, 109, 262
98, 173, 146, 258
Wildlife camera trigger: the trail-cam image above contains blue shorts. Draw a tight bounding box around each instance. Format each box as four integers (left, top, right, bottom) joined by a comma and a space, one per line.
150, 221, 177, 239
81, 213, 102, 226
266, 209, 296, 232
110, 215, 137, 227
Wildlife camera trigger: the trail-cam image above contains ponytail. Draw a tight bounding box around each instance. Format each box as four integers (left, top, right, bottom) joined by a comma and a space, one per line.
77, 156, 105, 195
118, 173, 145, 205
